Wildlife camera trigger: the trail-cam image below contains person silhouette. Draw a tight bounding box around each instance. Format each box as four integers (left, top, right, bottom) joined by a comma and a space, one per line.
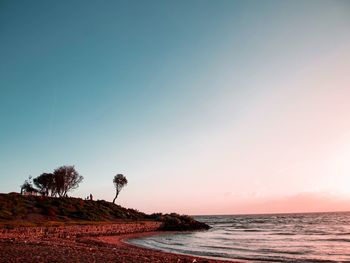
90, 193, 93, 200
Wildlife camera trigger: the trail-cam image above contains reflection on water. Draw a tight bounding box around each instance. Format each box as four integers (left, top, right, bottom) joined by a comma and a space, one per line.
129, 212, 350, 262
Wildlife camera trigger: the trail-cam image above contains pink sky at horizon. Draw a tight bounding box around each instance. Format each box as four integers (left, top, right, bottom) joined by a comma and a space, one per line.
188, 192, 350, 215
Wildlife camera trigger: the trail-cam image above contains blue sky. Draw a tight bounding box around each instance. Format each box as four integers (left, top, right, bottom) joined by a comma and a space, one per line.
1, 0, 350, 214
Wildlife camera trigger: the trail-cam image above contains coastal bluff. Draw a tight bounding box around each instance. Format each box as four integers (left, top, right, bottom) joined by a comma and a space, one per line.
0, 193, 210, 231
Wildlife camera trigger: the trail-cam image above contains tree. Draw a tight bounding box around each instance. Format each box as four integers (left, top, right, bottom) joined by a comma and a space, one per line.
53, 165, 83, 197
20, 176, 38, 195
113, 174, 127, 204
33, 173, 55, 196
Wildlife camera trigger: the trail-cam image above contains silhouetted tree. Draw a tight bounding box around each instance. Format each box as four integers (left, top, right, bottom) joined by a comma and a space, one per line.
33, 173, 55, 196
53, 165, 83, 197
113, 174, 127, 204
20, 176, 38, 195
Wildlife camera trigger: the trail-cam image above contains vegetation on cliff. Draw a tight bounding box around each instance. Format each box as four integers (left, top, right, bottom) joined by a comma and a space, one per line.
0, 193, 210, 230
0, 193, 146, 223
150, 213, 211, 231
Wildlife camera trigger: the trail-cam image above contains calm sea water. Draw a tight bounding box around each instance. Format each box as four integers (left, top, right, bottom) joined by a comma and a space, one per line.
129, 212, 350, 262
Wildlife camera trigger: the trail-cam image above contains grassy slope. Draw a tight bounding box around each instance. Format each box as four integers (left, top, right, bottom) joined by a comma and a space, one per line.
0, 193, 147, 226
0, 193, 210, 230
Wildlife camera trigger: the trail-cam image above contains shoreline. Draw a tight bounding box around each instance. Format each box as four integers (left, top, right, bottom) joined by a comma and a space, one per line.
87, 231, 228, 262
0, 222, 240, 263
122, 231, 240, 262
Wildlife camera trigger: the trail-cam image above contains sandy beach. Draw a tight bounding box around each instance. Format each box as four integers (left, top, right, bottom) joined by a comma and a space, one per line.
0, 222, 235, 263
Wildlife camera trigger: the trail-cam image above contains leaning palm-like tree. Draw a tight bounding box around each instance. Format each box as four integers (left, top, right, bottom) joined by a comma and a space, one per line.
113, 174, 128, 204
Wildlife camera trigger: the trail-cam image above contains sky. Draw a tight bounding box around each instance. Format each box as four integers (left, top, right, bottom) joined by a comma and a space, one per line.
1, 0, 350, 215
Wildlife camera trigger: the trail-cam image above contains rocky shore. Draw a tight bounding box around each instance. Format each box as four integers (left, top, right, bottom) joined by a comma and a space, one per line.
0, 221, 236, 263
0, 221, 161, 239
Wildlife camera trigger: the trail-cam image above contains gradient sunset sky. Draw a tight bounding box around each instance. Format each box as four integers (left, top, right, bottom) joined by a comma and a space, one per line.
1, 0, 350, 215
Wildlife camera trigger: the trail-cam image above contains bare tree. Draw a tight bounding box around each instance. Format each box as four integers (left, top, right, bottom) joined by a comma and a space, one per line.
53, 165, 83, 197
113, 174, 127, 204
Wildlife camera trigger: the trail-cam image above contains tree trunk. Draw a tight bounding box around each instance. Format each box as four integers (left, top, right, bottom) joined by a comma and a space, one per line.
113, 191, 119, 204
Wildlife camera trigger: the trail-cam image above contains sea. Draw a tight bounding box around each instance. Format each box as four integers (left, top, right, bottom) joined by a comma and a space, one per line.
128, 212, 350, 262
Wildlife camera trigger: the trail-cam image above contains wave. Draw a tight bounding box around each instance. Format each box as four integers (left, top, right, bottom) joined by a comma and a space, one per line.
270, 232, 296, 236
320, 238, 350, 243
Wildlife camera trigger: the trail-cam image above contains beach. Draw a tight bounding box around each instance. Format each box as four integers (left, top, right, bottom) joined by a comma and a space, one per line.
0, 221, 233, 263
